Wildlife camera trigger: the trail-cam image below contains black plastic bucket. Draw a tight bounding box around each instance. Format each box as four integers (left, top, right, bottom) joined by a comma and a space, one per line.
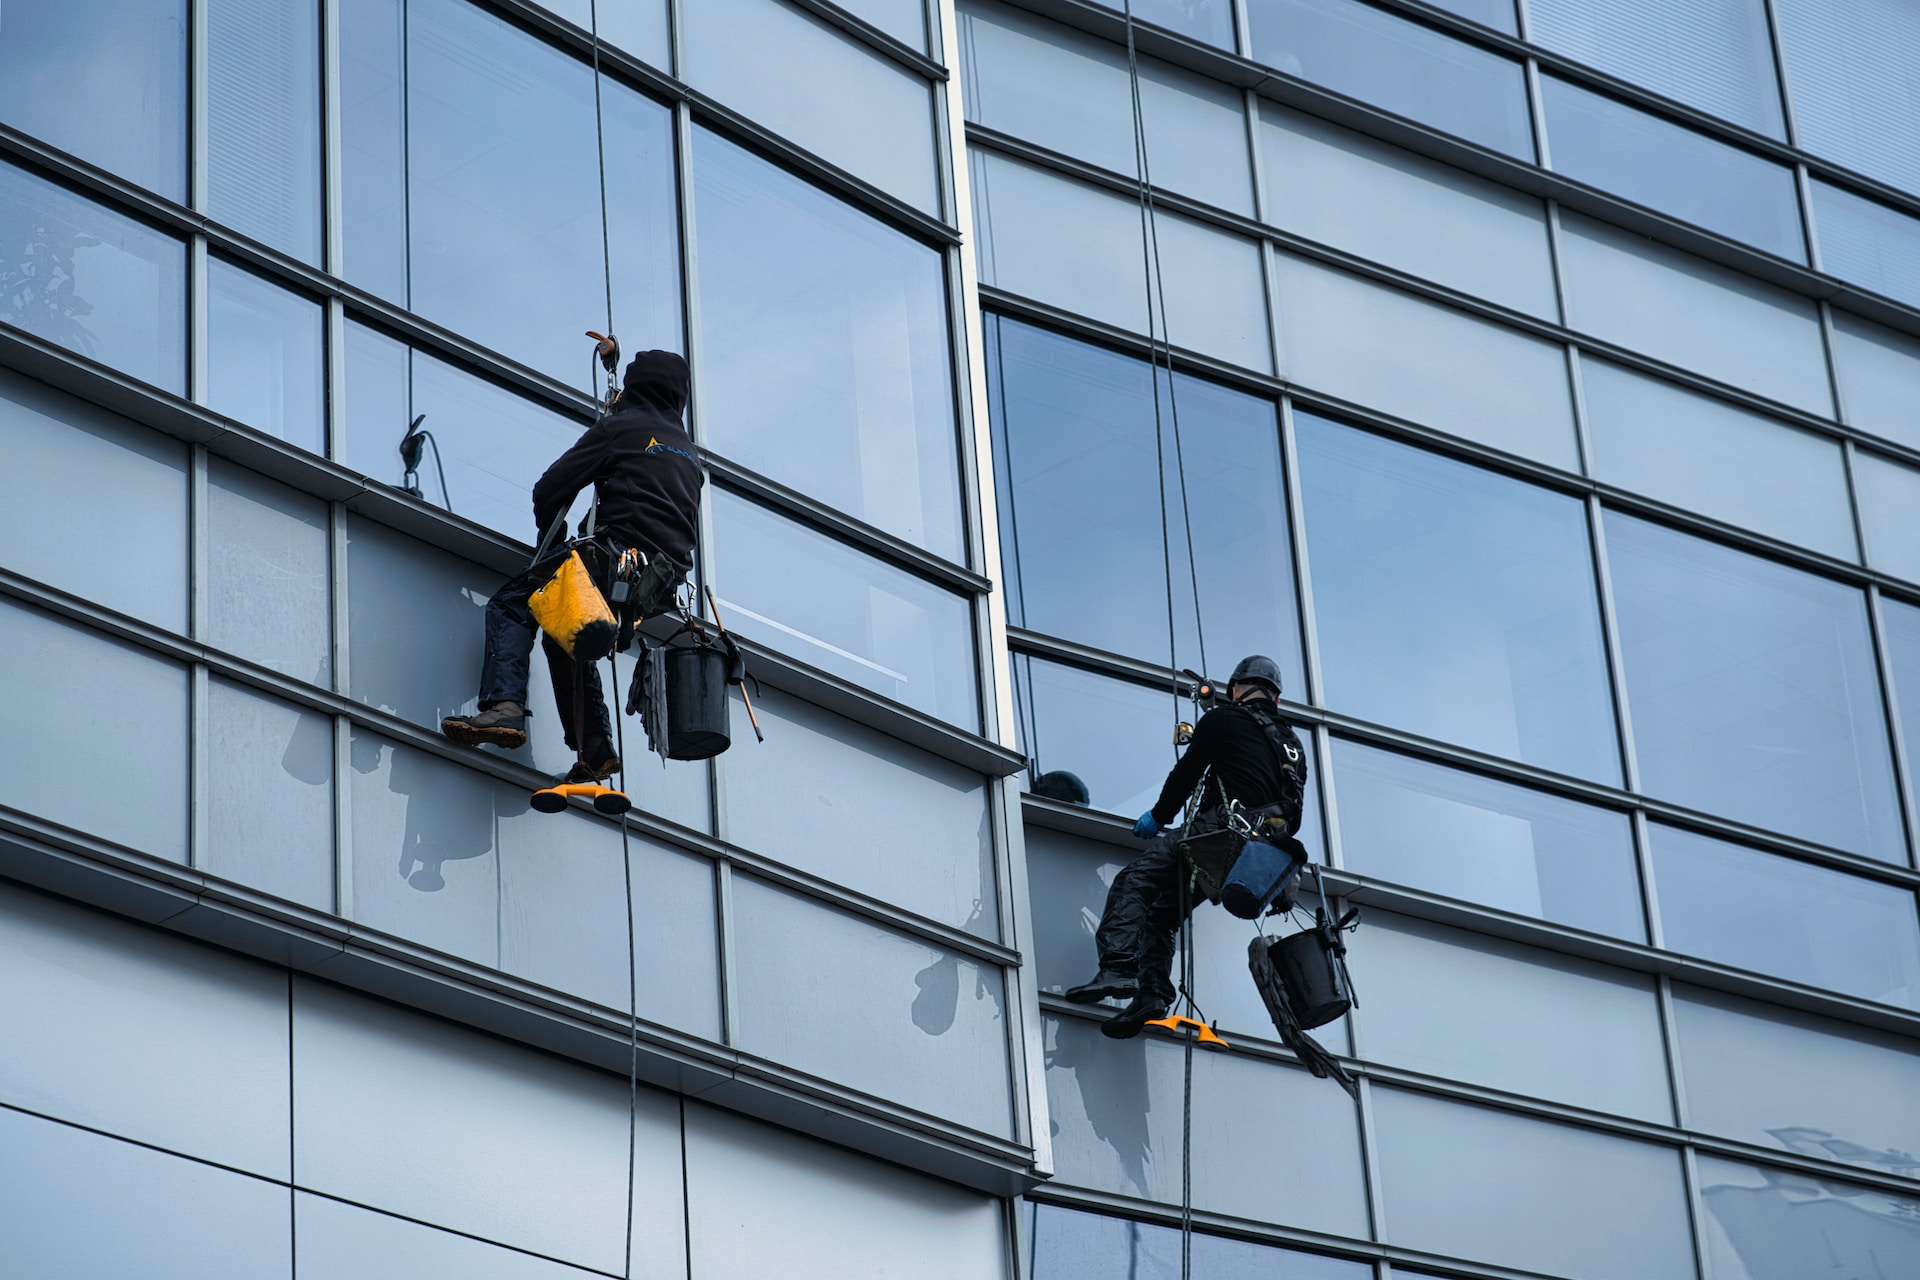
665, 645, 731, 760
1270, 928, 1353, 1029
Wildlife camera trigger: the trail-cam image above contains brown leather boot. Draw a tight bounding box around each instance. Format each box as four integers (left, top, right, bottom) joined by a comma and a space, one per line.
441, 701, 528, 749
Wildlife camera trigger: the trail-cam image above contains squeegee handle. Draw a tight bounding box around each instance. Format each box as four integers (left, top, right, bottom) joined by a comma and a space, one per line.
531, 510, 570, 566
703, 586, 766, 743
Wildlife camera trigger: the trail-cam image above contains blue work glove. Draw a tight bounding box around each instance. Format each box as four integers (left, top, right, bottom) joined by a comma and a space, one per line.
1133, 811, 1161, 839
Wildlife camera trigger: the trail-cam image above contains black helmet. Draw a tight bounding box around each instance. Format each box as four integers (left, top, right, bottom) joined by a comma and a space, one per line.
1228, 654, 1282, 698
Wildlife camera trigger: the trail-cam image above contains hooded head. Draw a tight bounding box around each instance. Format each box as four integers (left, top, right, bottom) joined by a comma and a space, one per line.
621, 349, 690, 417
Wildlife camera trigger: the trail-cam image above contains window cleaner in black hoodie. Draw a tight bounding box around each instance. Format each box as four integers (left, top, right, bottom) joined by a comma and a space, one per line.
441, 350, 704, 778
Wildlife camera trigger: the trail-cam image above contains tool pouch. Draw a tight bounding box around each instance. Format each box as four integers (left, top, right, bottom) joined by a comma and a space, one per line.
529, 550, 618, 662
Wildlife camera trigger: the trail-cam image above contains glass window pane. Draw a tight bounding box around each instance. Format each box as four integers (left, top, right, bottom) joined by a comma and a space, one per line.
1425, 0, 1514, 31
1527, 0, 1784, 137
340, 0, 407, 301
294, 978, 685, 1275
340, 318, 411, 477
1044, 1015, 1369, 1236
408, 0, 607, 388
0, 368, 187, 632
206, 460, 331, 683
1259, 102, 1555, 317
600, 78, 684, 354
970, 148, 1272, 374
1830, 309, 1920, 452
1606, 513, 1905, 862
406, 351, 590, 542
1558, 211, 1832, 416
1246, 0, 1533, 158
1542, 76, 1802, 259
207, 679, 334, 910
1273, 253, 1578, 466
697, 129, 964, 555
1030, 1203, 1370, 1279
841, 0, 925, 50
709, 491, 979, 727
1672, 984, 1920, 1177
1330, 737, 1643, 939
0, 159, 186, 394
730, 876, 1012, 1135
1298, 419, 1620, 781
1085, 0, 1235, 50
0, 600, 187, 860
1857, 452, 1920, 584
207, 259, 325, 454
1349, 911, 1671, 1120
345, 515, 497, 732
0, 0, 187, 200
597, 0, 671, 70
298, 1193, 606, 1280
0, 880, 293, 1179
724, 687, 994, 933
0, 1107, 289, 1279
685, 0, 937, 211
1775, 0, 1920, 200
988, 317, 1303, 680
959, 2, 1253, 215
1582, 358, 1855, 559
1811, 178, 1920, 311
1371, 1086, 1694, 1280
1881, 598, 1920, 819
208, 0, 321, 262
1649, 823, 1920, 1007
1698, 1154, 1920, 1280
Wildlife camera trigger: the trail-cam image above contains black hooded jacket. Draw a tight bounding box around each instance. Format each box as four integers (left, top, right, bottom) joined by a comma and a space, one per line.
531, 350, 704, 570
1149, 699, 1308, 830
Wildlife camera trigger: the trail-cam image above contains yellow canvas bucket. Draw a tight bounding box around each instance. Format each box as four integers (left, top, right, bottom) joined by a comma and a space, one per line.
529, 551, 618, 662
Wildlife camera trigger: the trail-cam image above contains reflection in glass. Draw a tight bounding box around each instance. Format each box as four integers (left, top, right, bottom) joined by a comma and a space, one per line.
1855, 452, 1920, 585
683, 0, 938, 210
207, 679, 334, 910
1527, 0, 1784, 138
1606, 513, 1905, 862
1246, 0, 1532, 159
1297, 418, 1620, 782
1649, 824, 1920, 1008
1542, 77, 1802, 260
724, 687, 994, 934
1698, 1155, 1920, 1280
708, 490, 978, 728
730, 876, 1012, 1135
1830, 310, 1920, 451
1774, 0, 1920, 201
208, 0, 322, 262
1348, 912, 1670, 1120
0, 600, 188, 861
1272, 253, 1578, 467
341, 319, 411, 475
1085, 0, 1235, 50
989, 317, 1302, 683
1259, 102, 1554, 318
1045, 1016, 1369, 1235
1672, 985, 1920, 1179
1811, 179, 1920, 312
1581, 358, 1854, 560
600, 76, 685, 355
207, 259, 325, 454
695, 128, 962, 556
0, 159, 186, 394
1330, 738, 1642, 939
0, 0, 188, 200
206, 460, 331, 683
340, 0, 407, 301
1029, 1202, 1369, 1279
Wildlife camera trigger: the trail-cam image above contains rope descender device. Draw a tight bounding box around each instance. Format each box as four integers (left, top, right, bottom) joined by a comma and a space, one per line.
1144, 1013, 1229, 1049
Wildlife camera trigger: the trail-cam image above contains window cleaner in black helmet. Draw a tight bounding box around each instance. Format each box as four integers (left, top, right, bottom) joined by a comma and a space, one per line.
441, 347, 704, 783
1065, 654, 1311, 1039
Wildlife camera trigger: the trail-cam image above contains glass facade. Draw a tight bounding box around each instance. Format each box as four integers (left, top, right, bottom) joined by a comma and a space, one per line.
5, 0, 1920, 1276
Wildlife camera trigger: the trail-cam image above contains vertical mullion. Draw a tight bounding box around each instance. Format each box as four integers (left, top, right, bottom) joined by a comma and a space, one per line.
1760, 0, 1802, 150
1586, 493, 1638, 792
1355, 1076, 1389, 1247
1866, 585, 1920, 870
190, 445, 210, 869
192, 0, 210, 212
1279, 396, 1323, 709
330, 501, 353, 916
1524, 56, 1550, 169
715, 858, 738, 1046
1797, 162, 1823, 274
322, 0, 345, 277
1680, 1146, 1715, 1280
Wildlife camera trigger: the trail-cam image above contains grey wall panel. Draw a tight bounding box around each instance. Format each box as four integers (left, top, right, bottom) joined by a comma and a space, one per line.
291, 977, 686, 1277
0, 881, 291, 1179
725, 688, 995, 934
0, 599, 189, 859
1045, 1016, 1370, 1237
0, 1106, 290, 1280
684, 1101, 1009, 1280
295, 1192, 606, 1279
0, 366, 187, 633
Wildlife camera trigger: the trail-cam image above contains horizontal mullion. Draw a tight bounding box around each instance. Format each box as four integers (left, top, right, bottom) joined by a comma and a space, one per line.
784, 0, 948, 79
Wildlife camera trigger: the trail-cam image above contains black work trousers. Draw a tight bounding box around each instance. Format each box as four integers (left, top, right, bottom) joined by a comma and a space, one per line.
477, 555, 612, 750
1091, 828, 1205, 1006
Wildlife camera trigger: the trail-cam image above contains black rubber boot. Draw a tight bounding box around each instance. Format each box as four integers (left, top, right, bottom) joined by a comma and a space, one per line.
1064, 970, 1139, 1005
575, 735, 621, 782
442, 701, 528, 749
1101, 992, 1171, 1040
